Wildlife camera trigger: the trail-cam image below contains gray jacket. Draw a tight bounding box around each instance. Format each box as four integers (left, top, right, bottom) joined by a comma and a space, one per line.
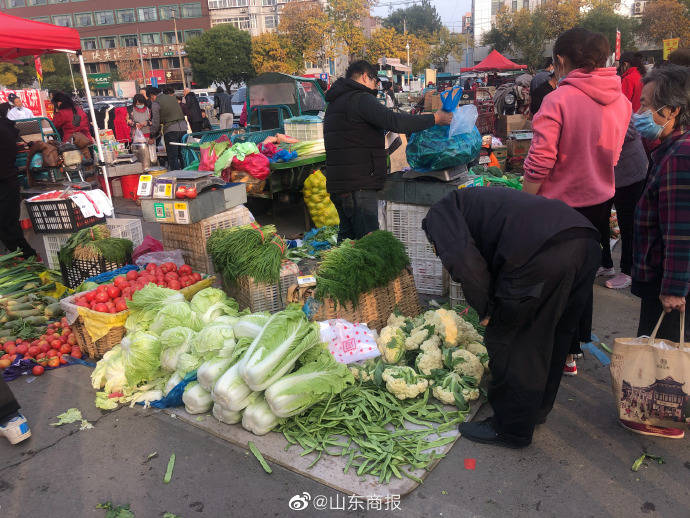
615, 118, 648, 188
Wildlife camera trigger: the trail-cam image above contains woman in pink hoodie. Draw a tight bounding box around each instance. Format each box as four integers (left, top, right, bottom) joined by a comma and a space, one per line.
523, 28, 631, 374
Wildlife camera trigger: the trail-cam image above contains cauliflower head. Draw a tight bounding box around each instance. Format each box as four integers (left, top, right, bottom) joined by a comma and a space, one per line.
444, 348, 484, 383
466, 341, 490, 373
404, 324, 435, 351
382, 366, 428, 400
387, 313, 407, 328
376, 325, 406, 364
432, 371, 481, 409
423, 309, 483, 348
415, 335, 443, 375
349, 358, 379, 382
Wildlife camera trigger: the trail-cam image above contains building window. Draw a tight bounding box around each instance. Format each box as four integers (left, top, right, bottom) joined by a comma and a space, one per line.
81, 38, 98, 50
120, 34, 139, 47
208, 0, 248, 7
522, 0, 529, 8
86, 63, 99, 74
116, 9, 136, 24
48, 0, 69, 3
6, 0, 26, 7
181, 3, 202, 18
184, 30, 202, 41
212, 16, 251, 30
262, 0, 276, 5
100, 36, 117, 49
95, 10, 115, 25
74, 12, 94, 27
27, 0, 47, 6
512, 0, 518, 10
150, 58, 163, 69
264, 15, 278, 29
138, 7, 158, 22
169, 57, 181, 68
141, 32, 162, 45
31, 16, 52, 23
162, 31, 183, 44
159, 5, 179, 20
51, 14, 73, 27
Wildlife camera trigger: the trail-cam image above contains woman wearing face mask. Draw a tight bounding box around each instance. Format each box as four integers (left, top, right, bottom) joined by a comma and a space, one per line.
522, 28, 631, 376
627, 65, 690, 439
618, 52, 646, 112
127, 94, 152, 141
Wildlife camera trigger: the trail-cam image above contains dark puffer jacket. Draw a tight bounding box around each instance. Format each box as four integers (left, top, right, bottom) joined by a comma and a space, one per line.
323, 78, 435, 193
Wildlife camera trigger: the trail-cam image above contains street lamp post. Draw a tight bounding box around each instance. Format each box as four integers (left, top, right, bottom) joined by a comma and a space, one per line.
172, 13, 187, 89
406, 41, 410, 89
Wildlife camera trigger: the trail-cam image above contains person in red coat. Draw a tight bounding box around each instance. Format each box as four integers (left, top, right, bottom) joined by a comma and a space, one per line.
618, 52, 645, 112
51, 92, 92, 143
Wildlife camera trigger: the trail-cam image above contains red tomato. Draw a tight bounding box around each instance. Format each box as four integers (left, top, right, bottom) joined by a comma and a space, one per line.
46, 349, 58, 358
105, 300, 115, 311
61, 328, 71, 337
126, 270, 138, 281
191, 273, 202, 283
15, 344, 28, 355
113, 276, 128, 288
28, 346, 40, 357
94, 291, 110, 304
93, 303, 108, 313
4, 344, 16, 355
178, 264, 193, 276
46, 328, 55, 336
39, 344, 50, 354
59, 356, 68, 365
85, 291, 96, 302
96, 284, 108, 293
67, 334, 77, 346
3, 341, 15, 350
145, 263, 158, 272
32, 365, 44, 376
59, 334, 68, 344
70, 349, 82, 359
59, 344, 71, 354
61, 317, 68, 326
36, 352, 46, 360
114, 298, 128, 312
48, 357, 60, 368
6, 354, 16, 363
76, 299, 89, 308
106, 285, 121, 298
51, 339, 62, 350
165, 271, 179, 280
167, 280, 181, 290
161, 262, 177, 273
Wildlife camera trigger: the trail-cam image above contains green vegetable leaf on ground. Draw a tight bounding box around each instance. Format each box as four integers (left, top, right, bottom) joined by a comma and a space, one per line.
96, 502, 135, 518
50, 408, 93, 430
248, 441, 273, 474
631, 452, 665, 472
164, 453, 176, 483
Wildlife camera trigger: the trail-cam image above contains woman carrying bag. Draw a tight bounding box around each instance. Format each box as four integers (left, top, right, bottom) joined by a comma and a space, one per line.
627, 64, 690, 439
127, 94, 152, 141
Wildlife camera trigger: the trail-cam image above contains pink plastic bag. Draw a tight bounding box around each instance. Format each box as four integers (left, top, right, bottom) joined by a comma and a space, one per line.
132, 235, 163, 262
231, 152, 270, 181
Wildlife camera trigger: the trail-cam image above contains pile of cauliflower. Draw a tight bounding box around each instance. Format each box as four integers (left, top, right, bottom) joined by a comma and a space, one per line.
349, 308, 489, 410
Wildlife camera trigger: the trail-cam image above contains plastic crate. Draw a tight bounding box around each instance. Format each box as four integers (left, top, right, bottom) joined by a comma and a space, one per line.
449, 280, 465, 306
26, 198, 104, 234
410, 258, 448, 296
160, 205, 254, 274
106, 218, 144, 248
42, 233, 72, 270
224, 261, 299, 313
283, 117, 324, 141
384, 202, 437, 262
59, 254, 131, 289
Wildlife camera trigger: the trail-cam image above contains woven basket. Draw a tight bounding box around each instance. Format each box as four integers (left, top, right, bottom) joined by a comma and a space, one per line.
310, 268, 421, 331
72, 315, 126, 359
223, 262, 298, 313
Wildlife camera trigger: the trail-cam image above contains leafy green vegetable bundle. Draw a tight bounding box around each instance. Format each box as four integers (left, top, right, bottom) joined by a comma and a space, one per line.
58, 224, 132, 266
314, 231, 410, 306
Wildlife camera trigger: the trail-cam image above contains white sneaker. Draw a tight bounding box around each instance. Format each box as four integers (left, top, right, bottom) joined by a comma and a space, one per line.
0, 413, 31, 445
597, 267, 616, 277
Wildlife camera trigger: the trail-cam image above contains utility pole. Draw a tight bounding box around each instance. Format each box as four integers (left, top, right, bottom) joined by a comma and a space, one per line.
172, 13, 187, 89
404, 18, 410, 89
67, 54, 77, 95
137, 22, 148, 88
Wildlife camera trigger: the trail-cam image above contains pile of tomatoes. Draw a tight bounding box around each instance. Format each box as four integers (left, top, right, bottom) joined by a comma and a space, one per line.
74, 263, 202, 314
0, 318, 79, 375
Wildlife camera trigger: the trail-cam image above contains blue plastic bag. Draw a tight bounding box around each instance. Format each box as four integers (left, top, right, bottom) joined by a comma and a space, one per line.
449, 104, 478, 138
406, 125, 482, 172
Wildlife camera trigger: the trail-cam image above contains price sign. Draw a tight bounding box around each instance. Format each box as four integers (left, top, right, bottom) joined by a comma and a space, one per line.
137, 174, 153, 197
174, 202, 190, 224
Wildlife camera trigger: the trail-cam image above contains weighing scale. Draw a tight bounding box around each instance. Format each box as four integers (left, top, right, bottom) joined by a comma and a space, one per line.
401, 163, 469, 182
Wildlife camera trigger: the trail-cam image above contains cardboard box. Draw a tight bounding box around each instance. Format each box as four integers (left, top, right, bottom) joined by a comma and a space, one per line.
496, 115, 531, 138
423, 91, 443, 112
507, 138, 532, 157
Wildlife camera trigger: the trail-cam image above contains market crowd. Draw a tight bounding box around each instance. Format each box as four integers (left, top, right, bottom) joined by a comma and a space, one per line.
323, 29, 689, 449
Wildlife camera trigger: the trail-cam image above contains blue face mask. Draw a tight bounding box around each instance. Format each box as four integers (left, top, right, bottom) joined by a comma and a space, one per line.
632, 107, 669, 140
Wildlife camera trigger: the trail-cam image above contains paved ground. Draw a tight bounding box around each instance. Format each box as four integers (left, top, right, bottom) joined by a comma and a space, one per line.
8, 205, 689, 517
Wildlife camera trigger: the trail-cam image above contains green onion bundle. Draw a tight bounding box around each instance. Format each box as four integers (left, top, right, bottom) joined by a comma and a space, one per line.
279, 384, 464, 484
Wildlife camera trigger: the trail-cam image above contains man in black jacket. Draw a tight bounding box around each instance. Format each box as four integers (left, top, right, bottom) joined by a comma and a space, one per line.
324, 60, 452, 240
214, 87, 234, 130
423, 188, 600, 448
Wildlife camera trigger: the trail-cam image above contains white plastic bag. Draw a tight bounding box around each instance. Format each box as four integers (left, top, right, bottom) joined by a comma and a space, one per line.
449, 104, 478, 138
318, 319, 380, 363
133, 127, 147, 143
134, 249, 186, 268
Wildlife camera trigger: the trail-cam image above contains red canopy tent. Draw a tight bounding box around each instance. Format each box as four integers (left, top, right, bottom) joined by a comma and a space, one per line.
0, 12, 112, 198
461, 50, 527, 72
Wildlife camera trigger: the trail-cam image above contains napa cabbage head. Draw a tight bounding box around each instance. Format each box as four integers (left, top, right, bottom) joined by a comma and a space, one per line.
120, 332, 162, 387
149, 301, 203, 335
238, 307, 320, 391
126, 284, 185, 332
190, 287, 240, 324
159, 327, 196, 373
91, 345, 127, 394
182, 381, 213, 414
265, 354, 354, 418
233, 312, 270, 339
192, 324, 236, 357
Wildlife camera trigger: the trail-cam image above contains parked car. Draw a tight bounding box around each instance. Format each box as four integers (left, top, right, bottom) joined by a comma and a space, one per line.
231, 87, 246, 118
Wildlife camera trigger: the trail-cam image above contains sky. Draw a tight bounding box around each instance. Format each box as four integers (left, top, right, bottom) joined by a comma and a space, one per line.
371, 0, 474, 32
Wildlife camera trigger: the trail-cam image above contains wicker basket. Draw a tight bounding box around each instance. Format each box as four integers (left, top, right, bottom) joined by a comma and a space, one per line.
72, 315, 127, 359
310, 269, 421, 331
161, 205, 254, 274
223, 261, 299, 313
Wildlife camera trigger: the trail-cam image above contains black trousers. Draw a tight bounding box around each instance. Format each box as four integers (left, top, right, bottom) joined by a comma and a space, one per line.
331, 190, 379, 241
0, 377, 20, 422
485, 236, 600, 444
601, 180, 645, 275
638, 295, 689, 342
0, 178, 36, 258
164, 131, 186, 171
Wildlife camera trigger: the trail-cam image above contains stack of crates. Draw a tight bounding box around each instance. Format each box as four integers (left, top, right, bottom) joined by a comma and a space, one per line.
283, 116, 324, 141
384, 202, 448, 296
475, 100, 495, 136
42, 218, 144, 270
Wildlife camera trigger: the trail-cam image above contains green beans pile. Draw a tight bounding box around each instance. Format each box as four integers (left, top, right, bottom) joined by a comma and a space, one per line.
279, 384, 466, 484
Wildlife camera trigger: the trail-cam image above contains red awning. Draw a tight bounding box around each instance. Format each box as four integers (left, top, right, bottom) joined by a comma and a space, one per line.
0, 12, 80, 61
461, 50, 527, 72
